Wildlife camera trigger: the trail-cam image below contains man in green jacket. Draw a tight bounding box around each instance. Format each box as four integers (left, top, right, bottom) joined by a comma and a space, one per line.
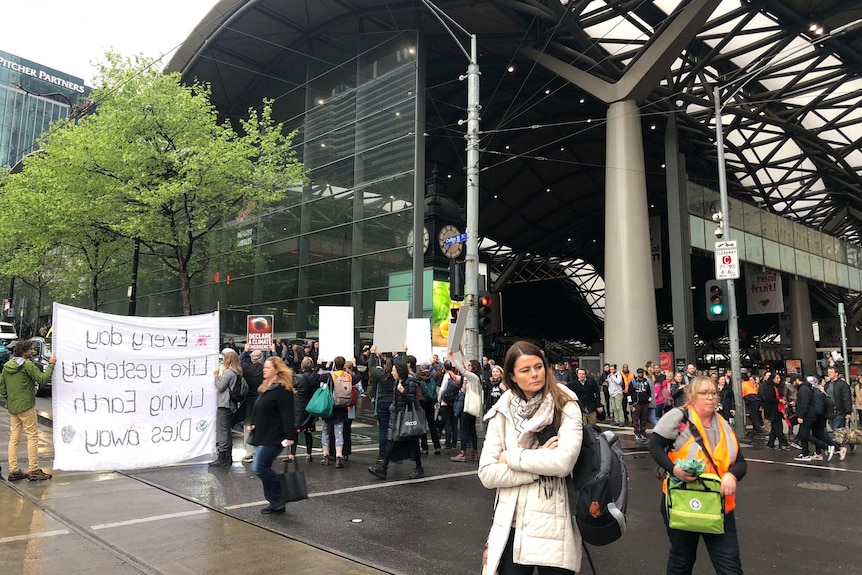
0, 340, 56, 481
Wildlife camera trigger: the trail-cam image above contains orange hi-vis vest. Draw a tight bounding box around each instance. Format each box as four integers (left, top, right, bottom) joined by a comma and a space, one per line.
662, 408, 740, 512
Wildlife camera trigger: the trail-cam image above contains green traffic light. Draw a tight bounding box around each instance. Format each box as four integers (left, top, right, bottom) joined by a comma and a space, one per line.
710, 303, 724, 315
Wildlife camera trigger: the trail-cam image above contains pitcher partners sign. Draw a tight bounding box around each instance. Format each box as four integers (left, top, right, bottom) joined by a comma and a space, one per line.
51, 303, 219, 471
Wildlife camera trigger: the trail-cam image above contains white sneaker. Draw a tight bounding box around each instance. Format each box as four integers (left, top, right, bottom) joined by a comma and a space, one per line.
839, 446, 848, 461
794, 454, 811, 462
810, 453, 823, 461
827, 445, 836, 461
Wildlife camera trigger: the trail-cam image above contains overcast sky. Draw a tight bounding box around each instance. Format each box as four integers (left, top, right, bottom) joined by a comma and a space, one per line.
2, 0, 221, 85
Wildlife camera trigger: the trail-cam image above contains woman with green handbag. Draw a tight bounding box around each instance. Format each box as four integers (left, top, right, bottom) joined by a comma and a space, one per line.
649, 375, 748, 575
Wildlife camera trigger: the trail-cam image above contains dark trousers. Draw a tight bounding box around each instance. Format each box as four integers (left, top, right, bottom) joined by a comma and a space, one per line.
767, 413, 788, 448
460, 412, 478, 452
440, 404, 459, 448
376, 400, 393, 459
660, 497, 743, 575
498, 528, 574, 575
420, 400, 441, 451
813, 416, 838, 452
746, 401, 763, 433
216, 407, 233, 455
798, 418, 828, 455
252, 444, 284, 508
290, 430, 314, 456
381, 439, 422, 471
632, 404, 649, 435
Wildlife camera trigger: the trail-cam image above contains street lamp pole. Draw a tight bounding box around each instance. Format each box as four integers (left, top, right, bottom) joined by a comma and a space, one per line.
713, 86, 745, 440
420, 0, 481, 360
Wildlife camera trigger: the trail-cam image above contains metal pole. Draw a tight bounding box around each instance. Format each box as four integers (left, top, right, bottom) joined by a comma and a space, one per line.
838, 303, 850, 386
463, 34, 480, 361
715, 86, 745, 439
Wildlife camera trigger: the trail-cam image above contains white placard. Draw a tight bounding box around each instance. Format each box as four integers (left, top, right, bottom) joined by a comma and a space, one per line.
52, 303, 219, 471
406, 318, 433, 364
372, 301, 409, 353
448, 305, 468, 352
319, 306, 355, 362
715, 240, 740, 280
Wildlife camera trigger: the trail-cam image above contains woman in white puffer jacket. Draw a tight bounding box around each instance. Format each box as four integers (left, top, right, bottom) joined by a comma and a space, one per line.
478, 341, 584, 575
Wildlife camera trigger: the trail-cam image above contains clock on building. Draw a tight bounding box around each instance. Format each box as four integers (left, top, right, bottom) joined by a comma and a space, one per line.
438, 224, 463, 259
407, 226, 430, 256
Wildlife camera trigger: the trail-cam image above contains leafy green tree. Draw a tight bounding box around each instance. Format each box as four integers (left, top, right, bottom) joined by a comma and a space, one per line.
1, 52, 303, 315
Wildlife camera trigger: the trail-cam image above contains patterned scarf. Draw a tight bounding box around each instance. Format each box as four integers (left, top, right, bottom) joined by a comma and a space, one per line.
511, 391, 556, 449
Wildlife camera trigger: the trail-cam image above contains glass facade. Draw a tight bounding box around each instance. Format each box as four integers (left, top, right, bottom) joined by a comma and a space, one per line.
0, 50, 89, 168
105, 32, 420, 340
687, 182, 862, 290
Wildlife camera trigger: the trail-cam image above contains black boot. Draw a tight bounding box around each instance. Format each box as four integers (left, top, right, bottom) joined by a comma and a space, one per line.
368, 465, 387, 480
209, 451, 230, 468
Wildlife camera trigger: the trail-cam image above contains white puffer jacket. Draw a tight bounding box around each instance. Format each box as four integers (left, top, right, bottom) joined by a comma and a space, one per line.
478, 384, 583, 575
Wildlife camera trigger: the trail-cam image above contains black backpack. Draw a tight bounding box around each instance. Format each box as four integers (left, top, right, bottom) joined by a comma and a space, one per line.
442, 376, 461, 405
813, 388, 836, 419
567, 424, 628, 547
229, 372, 249, 405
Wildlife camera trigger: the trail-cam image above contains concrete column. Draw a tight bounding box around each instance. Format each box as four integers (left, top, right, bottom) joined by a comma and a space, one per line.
604, 100, 659, 367
665, 113, 695, 365
789, 278, 817, 374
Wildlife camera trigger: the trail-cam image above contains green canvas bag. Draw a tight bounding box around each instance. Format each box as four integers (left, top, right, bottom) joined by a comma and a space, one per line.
665, 473, 724, 534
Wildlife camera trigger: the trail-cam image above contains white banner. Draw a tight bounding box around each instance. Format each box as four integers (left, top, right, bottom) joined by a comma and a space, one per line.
52, 303, 219, 471
406, 318, 432, 364
744, 267, 785, 315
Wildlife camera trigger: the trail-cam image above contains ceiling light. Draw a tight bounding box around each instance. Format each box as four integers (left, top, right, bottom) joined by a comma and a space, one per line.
579, 98, 585, 104
408, 47, 416, 55
320, 143, 326, 148
545, 89, 551, 95
505, 145, 510, 150
650, 125, 656, 130
661, 163, 666, 168
546, 188, 551, 192
447, 174, 452, 179
507, 66, 515, 73
494, 194, 498, 199
395, 112, 400, 116
317, 99, 324, 105
560, 147, 565, 151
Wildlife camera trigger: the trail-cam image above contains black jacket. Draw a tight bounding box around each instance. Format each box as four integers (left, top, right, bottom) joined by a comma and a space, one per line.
292, 369, 318, 428
830, 378, 852, 415
249, 384, 297, 446
761, 381, 781, 420
239, 352, 264, 397
627, 377, 652, 406
796, 382, 813, 420
569, 376, 602, 412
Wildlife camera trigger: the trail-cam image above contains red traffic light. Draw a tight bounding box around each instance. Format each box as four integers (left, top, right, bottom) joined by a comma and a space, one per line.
479, 295, 493, 307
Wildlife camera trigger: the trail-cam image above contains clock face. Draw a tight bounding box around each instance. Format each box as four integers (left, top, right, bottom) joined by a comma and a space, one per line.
438, 224, 463, 259
407, 226, 430, 256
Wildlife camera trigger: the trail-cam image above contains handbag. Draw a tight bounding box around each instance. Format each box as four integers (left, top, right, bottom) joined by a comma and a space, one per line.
665, 473, 725, 534
664, 409, 726, 534
464, 384, 483, 417
279, 459, 308, 502
306, 387, 334, 418
834, 420, 862, 445
395, 401, 427, 440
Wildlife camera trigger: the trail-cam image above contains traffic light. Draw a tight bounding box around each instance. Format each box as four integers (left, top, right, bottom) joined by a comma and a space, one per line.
705, 279, 729, 321
478, 292, 493, 335
449, 258, 465, 301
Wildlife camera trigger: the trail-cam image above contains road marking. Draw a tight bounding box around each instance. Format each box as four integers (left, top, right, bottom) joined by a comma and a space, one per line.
224, 470, 478, 510
0, 529, 69, 544
747, 457, 862, 474
90, 509, 208, 530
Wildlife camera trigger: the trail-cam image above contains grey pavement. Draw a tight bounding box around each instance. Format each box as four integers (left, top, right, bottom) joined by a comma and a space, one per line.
1, 400, 861, 574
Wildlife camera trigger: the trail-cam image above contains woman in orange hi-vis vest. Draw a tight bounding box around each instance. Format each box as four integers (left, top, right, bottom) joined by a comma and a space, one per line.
648, 376, 747, 575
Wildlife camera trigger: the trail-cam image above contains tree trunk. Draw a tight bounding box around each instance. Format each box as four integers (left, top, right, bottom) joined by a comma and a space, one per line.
91, 273, 100, 311
178, 260, 193, 316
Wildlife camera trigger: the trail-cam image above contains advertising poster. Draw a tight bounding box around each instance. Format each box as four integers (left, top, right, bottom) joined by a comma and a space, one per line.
659, 352, 674, 373
51, 303, 219, 471
246, 314, 273, 351
745, 266, 785, 314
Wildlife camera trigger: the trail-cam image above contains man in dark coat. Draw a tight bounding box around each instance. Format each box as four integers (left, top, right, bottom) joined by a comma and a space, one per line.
569, 368, 603, 425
